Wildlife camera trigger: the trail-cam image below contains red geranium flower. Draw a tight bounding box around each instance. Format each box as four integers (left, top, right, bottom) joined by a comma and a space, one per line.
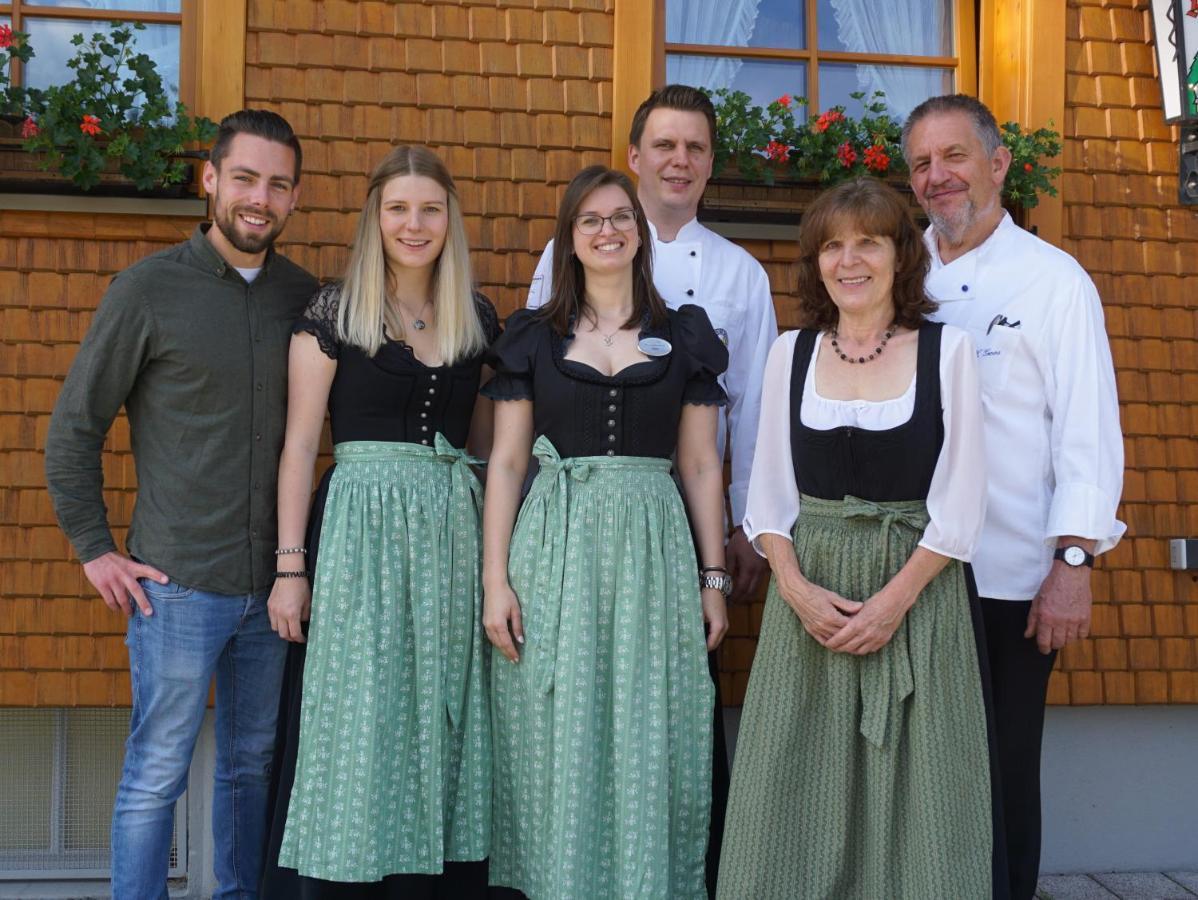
777, 94, 792, 108
864, 144, 890, 172
20, 116, 38, 139
836, 141, 857, 167
0, 25, 13, 50
80, 115, 103, 137
764, 140, 791, 163
1024, 162, 1034, 172
813, 109, 845, 133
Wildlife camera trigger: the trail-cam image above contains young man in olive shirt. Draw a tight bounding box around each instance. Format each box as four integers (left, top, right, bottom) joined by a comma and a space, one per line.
44, 110, 318, 899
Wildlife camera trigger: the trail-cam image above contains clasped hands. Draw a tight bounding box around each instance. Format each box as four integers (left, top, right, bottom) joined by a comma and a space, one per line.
776, 572, 911, 656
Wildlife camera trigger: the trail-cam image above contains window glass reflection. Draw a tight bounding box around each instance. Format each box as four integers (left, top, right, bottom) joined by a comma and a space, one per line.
667, 0, 806, 51
819, 62, 953, 120
667, 54, 809, 123
31, 1, 181, 12
23, 18, 181, 108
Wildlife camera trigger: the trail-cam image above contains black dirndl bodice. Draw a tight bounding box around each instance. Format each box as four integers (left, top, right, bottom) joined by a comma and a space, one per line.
789, 322, 945, 504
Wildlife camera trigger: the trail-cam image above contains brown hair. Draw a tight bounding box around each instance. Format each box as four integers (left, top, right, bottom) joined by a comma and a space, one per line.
628, 84, 718, 150
540, 166, 668, 337
796, 178, 936, 330
209, 109, 303, 183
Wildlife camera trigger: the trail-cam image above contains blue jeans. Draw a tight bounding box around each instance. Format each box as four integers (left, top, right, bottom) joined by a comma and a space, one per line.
111, 576, 286, 900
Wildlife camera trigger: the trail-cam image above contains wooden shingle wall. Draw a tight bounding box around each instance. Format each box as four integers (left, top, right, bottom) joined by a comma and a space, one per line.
1051, 0, 1198, 704
247, 0, 614, 302
1, 0, 1193, 709
0, 213, 198, 705
0, 0, 614, 707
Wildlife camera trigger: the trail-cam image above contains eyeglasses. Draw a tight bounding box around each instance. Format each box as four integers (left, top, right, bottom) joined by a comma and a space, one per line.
573, 209, 638, 235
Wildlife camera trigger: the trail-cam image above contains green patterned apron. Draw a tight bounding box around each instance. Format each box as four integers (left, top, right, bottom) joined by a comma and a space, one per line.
279, 436, 490, 881
718, 495, 992, 899
490, 436, 713, 899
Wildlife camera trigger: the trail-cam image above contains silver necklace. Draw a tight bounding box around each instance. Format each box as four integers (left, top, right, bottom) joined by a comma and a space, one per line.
396, 298, 432, 331
829, 324, 895, 364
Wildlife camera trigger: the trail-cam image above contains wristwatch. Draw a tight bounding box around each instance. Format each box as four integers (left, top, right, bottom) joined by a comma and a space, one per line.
700, 569, 733, 599
1053, 545, 1095, 568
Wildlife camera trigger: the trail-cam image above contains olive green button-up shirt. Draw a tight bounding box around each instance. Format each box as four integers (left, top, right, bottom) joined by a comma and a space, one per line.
45, 225, 319, 595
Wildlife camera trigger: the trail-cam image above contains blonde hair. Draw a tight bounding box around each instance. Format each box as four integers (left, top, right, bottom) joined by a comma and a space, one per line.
337, 146, 484, 363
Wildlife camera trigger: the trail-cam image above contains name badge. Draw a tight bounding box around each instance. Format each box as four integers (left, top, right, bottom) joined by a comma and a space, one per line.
638, 337, 672, 357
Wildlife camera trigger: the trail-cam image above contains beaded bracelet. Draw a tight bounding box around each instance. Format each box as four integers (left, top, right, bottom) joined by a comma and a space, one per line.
275, 547, 306, 556
274, 570, 311, 579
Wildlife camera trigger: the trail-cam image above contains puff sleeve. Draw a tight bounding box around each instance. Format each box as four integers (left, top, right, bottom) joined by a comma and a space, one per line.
481, 307, 539, 401
676, 303, 729, 407
293, 282, 341, 359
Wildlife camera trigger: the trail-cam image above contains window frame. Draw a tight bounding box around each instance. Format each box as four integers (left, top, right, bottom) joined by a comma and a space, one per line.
0, 1, 197, 108
662, 0, 976, 115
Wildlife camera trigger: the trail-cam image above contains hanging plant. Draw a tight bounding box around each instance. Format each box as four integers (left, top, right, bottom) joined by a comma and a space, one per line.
705, 87, 1061, 209
18, 22, 216, 192
0, 24, 39, 117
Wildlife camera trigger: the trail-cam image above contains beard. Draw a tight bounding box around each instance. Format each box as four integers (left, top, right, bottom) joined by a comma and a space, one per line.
926, 194, 977, 247
213, 200, 287, 255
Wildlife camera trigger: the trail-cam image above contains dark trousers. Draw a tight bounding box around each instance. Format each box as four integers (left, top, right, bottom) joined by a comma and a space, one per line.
981, 597, 1059, 900
706, 649, 729, 898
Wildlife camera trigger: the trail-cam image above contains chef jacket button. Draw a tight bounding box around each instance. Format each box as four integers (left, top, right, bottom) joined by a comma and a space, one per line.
686, 289, 694, 296
690, 250, 696, 257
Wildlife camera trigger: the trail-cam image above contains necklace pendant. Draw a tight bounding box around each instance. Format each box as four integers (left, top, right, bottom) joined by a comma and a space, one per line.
413, 319, 427, 331
603, 335, 614, 346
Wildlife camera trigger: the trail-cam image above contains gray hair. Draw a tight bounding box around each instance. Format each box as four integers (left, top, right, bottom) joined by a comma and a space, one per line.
900, 94, 1003, 161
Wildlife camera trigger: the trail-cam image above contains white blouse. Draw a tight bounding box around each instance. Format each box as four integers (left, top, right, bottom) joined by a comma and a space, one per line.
742, 326, 987, 562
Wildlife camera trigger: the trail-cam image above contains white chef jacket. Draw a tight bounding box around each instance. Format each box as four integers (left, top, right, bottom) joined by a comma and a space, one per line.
526, 217, 778, 524
743, 327, 988, 563
924, 212, 1125, 600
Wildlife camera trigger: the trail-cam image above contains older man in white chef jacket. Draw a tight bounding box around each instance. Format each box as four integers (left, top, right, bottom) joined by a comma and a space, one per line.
526, 84, 778, 893
903, 94, 1125, 900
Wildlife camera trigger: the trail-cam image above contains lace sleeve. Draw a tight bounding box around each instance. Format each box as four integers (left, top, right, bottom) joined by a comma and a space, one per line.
293, 283, 342, 359
473, 291, 502, 345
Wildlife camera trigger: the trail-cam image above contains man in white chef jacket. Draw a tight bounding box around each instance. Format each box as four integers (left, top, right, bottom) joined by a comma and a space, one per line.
526, 84, 778, 893
903, 94, 1125, 900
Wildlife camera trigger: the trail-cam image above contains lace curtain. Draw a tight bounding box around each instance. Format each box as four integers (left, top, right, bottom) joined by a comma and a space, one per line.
665, 0, 762, 90
828, 0, 950, 119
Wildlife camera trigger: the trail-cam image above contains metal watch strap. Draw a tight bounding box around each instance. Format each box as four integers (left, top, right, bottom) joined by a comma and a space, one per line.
700, 572, 733, 599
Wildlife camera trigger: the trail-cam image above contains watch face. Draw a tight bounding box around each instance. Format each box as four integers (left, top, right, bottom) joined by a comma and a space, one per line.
1063, 546, 1086, 566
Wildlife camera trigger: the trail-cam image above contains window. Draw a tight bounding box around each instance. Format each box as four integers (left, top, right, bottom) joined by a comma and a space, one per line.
0, 709, 185, 879
1, 1, 191, 108
663, 0, 975, 121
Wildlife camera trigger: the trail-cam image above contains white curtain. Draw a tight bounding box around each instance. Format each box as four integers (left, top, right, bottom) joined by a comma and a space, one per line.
828, 0, 949, 118
665, 0, 762, 91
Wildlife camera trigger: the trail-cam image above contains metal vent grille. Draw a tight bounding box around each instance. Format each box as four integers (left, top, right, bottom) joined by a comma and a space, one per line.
0, 709, 184, 880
